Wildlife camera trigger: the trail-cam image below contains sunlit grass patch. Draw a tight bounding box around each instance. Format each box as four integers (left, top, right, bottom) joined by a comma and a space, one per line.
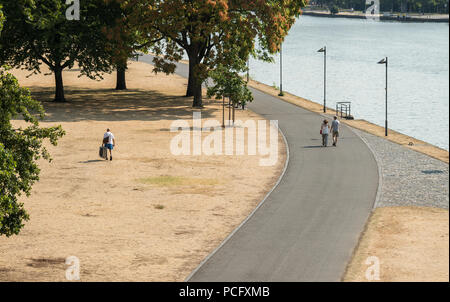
138, 176, 220, 187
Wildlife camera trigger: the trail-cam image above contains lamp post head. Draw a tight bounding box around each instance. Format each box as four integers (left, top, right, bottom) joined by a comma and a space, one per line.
378, 57, 387, 64
317, 46, 326, 53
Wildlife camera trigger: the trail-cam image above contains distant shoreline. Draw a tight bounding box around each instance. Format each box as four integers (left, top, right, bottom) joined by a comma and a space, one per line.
302, 10, 449, 23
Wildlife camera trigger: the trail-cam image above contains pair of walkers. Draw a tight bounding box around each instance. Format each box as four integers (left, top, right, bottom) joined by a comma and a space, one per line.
321, 116, 340, 147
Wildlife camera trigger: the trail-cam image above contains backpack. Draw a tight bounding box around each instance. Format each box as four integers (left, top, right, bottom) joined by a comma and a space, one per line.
103, 134, 109, 145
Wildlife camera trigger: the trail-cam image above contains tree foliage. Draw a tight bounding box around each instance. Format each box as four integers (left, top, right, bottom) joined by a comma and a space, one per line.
0, 0, 116, 102
0, 67, 65, 236
136, 0, 307, 108
207, 65, 253, 107
206, 45, 253, 107
102, 0, 165, 90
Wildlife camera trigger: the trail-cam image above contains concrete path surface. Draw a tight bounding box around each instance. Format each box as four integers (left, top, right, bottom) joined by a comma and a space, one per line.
140, 54, 379, 281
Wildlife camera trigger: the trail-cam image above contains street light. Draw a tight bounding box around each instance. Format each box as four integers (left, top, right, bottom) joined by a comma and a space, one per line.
279, 44, 284, 96
378, 57, 388, 136
317, 46, 327, 113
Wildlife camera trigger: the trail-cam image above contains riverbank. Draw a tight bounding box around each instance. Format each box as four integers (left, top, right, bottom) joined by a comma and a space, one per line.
302, 10, 449, 23
0, 62, 286, 281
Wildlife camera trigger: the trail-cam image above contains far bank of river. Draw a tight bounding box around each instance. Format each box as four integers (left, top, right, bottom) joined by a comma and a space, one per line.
302, 10, 449, 23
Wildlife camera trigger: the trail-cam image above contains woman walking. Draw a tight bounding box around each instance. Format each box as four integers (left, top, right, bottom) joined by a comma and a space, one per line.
321, 120, 330, 147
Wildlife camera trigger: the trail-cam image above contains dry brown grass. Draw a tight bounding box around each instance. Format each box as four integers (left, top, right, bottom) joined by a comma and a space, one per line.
344, 207, 449, 282
0, 61, 286, 281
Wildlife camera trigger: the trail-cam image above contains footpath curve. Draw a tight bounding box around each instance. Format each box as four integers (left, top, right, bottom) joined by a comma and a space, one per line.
140, 55, 379, 281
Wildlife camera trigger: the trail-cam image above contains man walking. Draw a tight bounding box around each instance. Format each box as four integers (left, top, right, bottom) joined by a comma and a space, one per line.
331, 116, 340, 147
103, 128, 116, 161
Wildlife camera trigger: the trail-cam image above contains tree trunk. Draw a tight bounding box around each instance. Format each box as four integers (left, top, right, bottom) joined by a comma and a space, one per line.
54, 67, 65, 102
187, 51, 203, 108
115, 62, 127, 90
186, 58, 195, 97
192, 76, 203, 108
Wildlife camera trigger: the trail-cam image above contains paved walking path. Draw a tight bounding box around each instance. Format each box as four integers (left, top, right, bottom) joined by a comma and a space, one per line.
140, 55, 379, 281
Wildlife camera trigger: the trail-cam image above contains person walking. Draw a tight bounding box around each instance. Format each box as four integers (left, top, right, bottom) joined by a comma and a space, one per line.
321, 120, 330, 147
103, 128, 116, 161
331, 116, 340, 147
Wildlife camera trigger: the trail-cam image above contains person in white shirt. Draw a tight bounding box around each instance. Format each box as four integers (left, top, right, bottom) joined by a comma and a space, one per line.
331, 116, 340, 147
321, 120, 330, 147
103, 129, 116, 161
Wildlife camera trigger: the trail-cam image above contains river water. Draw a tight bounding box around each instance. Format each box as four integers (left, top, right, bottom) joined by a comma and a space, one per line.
249, 16, 449, 150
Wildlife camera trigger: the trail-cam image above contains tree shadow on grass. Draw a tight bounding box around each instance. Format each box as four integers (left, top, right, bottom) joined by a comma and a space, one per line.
25, 86, 217, 123
79, 160, 106, 164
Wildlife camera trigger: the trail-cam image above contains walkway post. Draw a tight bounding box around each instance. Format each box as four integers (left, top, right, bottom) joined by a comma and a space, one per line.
378, 57, 388, 136
317, 46, 327, 113
232, 100, 235, 125
222, 96, 225, 128
279, 44, 284, 96
228, 97, 231, 126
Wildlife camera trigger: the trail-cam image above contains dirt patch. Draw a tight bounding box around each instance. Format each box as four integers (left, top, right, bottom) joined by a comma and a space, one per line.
26, 257, 66, 269
138, 176, 221, 187
0, 61, 286, 281
248, 79, 449, 163
344, 206, 449, 282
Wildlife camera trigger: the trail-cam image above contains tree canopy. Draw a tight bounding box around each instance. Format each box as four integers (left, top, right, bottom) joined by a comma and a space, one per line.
136, 0, 307, 107
102, 0, 166, 90
0, 0, 116, 102
207, 64, 253, 108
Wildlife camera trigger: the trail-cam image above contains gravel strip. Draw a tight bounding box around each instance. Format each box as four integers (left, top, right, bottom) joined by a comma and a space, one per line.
352, 129, 449, 209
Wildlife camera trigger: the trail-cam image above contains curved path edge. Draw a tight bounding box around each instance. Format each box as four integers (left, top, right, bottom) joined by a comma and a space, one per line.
185, 126, 291, 281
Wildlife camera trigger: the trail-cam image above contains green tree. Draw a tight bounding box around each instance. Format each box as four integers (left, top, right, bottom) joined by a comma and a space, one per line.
0, 67, 65, 236
207, 65, 253, 108
138, 0, 307, 108
330, 4, 340, 14
0, 0, 115, 102
207, 48, 253, 109
103, 0, 165, 90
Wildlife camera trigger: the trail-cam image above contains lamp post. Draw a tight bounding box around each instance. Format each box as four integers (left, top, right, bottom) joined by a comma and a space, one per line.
317, 46, 327, 113
378, 57, 388, 136
279, 44, 284, 96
